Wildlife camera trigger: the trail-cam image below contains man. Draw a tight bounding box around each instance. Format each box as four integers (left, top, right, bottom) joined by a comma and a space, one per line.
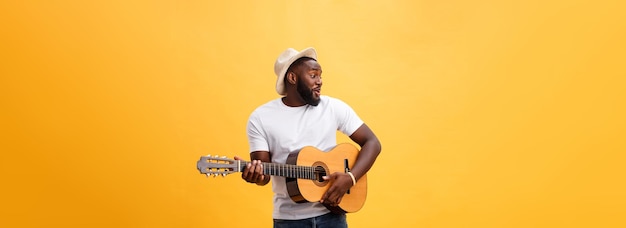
236, 47, 381, 228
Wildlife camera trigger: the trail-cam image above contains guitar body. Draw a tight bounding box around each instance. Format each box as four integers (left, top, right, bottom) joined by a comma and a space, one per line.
285, 143, 367, 213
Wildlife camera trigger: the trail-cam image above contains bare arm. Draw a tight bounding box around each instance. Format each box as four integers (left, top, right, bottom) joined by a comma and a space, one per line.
321, 123, 381, 205
347, 123, 382, 181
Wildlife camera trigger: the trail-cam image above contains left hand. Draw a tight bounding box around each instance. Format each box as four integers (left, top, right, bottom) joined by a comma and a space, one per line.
320, 172, 354, 207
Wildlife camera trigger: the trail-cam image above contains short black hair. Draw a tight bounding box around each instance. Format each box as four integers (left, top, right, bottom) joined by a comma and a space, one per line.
284, 57, 316, 84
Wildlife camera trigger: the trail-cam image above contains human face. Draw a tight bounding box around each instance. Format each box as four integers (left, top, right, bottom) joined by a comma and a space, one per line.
295, 59, 323, 106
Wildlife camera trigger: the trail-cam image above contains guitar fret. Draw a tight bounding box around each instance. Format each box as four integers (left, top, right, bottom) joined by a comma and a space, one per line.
265, 163, 269, 175
254, 162, 318, 180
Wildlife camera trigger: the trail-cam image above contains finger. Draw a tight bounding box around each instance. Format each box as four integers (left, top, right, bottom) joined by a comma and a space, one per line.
242, 162, 252, 181
254, 161, 264, 183
325, 191, 338, 207
234, 156, 242, 160
336, 194, 344, 205
325, 187, 340, 205
330, 178, 349, 204
321, 182, 333, 201
321, 193, 328, 203
328, 191, 338, 205
322, 172, 338, 181
251, 160, 264, 182
249, 160, 259, 181
321, 191, 329, 203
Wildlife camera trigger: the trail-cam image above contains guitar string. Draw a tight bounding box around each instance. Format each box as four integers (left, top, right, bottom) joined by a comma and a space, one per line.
239, 161, 322, 180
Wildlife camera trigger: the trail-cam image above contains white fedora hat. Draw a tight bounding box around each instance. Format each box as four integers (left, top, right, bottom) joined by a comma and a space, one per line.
274, 47, 317, 95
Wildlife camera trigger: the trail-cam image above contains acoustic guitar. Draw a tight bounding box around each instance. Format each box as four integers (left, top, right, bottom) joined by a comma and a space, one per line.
196, 143, 367, 213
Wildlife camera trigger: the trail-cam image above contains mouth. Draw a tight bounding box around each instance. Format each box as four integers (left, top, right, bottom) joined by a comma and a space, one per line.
313, 88, 321, 97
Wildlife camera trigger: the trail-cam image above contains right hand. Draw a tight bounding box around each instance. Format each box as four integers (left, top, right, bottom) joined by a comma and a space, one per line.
234, 156, 266, 184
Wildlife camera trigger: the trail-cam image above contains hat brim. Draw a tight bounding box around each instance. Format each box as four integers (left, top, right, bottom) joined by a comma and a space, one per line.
276, 47, 317, 95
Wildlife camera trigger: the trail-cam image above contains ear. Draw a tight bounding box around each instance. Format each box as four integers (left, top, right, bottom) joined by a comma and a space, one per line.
287, 72, 297, 85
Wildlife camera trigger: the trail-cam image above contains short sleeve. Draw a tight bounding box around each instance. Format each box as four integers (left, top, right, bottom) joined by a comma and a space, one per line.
247, 113, 269, 153
333, 98, 364, 136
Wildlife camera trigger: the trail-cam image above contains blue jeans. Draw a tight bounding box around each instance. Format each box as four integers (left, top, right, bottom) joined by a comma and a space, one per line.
273, 212, 347, 228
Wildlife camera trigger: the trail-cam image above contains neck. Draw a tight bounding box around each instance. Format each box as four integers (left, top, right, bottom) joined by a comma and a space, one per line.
282, 94, 307, 107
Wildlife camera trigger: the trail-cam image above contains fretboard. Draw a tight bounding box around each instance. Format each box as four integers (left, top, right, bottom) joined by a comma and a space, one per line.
237, 161, 321, 180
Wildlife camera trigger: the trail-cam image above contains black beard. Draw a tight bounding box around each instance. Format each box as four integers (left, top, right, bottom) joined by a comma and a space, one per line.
296, 79, 320, 106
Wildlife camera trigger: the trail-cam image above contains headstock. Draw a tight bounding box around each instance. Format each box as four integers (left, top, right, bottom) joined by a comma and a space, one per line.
196, 155, 239, 177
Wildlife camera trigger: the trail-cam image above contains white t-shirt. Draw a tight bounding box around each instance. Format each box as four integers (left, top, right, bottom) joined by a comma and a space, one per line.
247, 95, 364, 220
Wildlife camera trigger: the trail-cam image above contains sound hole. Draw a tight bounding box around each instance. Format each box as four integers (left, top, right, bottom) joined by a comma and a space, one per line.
311, 162, 329, 187
314, 166, 326, 182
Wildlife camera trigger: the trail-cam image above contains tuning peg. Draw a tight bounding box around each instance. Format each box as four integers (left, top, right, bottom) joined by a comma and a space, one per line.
222, 173, 227, 177
221, 156, 227, 159
213, 173, 219, 177
205, 174, 210, 178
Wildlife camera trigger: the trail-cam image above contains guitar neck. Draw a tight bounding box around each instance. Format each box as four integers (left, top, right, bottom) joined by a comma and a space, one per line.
237, 161, 321, 180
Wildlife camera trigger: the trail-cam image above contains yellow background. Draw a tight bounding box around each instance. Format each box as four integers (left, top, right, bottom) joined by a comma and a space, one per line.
1, 0, 625, 227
